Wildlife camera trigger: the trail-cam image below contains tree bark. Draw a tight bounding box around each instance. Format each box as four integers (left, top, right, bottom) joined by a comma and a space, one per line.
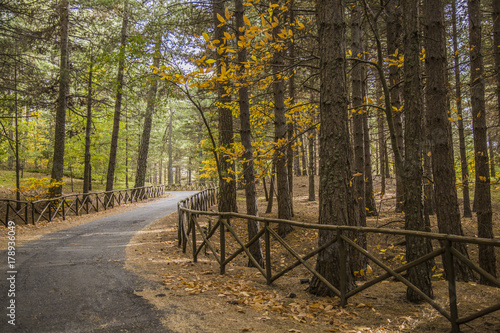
135, 37, 161, 188
402, 0, 433, 302
451, 0, 472, 218
168, 108, 174, 185
105, 0, 128, 192
309, 0, 357, 296
214, 0, 237, 213
363, 70, 377, 216
49, 0, 70, 197
385, 0, 404, 212
83, 54, 93, 195
494, 0, 500, 130
235, 0, 264, 268
351, 1, 367, 273
308, 128, 315, 201
468, 0, 497, 284
271, 0, 292, 236
376, 77, 386, 195
424, 0, 475, 282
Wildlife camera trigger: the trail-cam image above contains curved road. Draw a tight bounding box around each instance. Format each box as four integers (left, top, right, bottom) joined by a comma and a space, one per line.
0, 191, 197, 333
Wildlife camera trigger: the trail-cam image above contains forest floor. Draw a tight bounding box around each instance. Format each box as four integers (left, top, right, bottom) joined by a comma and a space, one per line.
125, 176, 500, 333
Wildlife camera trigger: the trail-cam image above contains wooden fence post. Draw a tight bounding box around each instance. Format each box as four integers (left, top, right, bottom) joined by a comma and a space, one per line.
339, 230, 347, 307
265, 221, 272, 285
220, 217, 226, 275
5, 204, 9, 225
445, 240, 460, 333
31, 202, 35, 225
192, 214, 197, 263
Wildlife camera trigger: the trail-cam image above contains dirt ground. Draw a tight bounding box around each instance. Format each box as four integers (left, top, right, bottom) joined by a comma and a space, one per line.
125, 176, 500, 333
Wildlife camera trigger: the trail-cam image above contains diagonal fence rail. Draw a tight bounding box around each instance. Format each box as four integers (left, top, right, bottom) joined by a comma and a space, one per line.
177, 191, 500, 333
1, 183, 211, 226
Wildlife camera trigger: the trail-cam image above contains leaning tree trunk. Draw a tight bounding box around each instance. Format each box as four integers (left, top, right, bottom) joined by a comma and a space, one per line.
468, 0, 497, 284
235, 0, 264, 268
49, 0, 70, 198
402, 0, 433, 302
106, 0, 128, 192
272, 0, 293, 236
309, 0, 357, 297
424, 0, 475, 282
135, 36, 161, 188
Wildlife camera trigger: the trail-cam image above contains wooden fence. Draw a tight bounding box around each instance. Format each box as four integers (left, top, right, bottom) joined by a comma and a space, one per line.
0, 183, 210, 226
177, 195, 500, 333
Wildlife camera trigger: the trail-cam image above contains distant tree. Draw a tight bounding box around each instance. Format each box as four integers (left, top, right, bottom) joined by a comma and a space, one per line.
468, 0, 497, 284
106, 0, 128, 192
49, 0, 70, 197
135, 36, 161, 188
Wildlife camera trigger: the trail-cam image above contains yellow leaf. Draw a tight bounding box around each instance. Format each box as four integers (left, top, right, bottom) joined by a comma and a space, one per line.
427, 151, 431, 157
448, 117, 455, 122
206, 59, 216, 64
202, 32, 210, 42
243, 15, 251, 26
367, 265, 373, 274
297, 21, 305, 29
225, 7, 231, 20
217, 13, 225, 23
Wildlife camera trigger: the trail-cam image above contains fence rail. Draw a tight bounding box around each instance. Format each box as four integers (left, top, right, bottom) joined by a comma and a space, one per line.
1, 183, 211, 226
177, 195, 500, 333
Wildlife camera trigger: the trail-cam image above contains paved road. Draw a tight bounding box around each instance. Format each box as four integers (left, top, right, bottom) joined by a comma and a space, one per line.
0, 192, 197, 333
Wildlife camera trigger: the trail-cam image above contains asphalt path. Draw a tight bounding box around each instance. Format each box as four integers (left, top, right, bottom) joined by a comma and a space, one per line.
0, 191, 197, 333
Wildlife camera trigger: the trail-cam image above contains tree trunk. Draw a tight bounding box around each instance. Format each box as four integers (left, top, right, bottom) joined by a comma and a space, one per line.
265, 172, 275, 214
376, 78, 386, 195
49, 0, 70, 197
450, 0, 472, 218
235, 0, 264, 268
83, 54, 93, 195
386, 0, 404, 213
168, 108, 174, 185
494, 0, 500, 130
350, 1, 367, 274
308, 129, 315, 201
488, 134, 496, 178
135, 37, 161, 188
105, 0, 128, 192
424, 0, 475, 282
309, 0, 357, 297
214, 0, 237, 213
468, 0, 497, 284
402, 0, 433, 302
363, 70, 377, 216
272, 0, 292, 236
287, 0, 296, 217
